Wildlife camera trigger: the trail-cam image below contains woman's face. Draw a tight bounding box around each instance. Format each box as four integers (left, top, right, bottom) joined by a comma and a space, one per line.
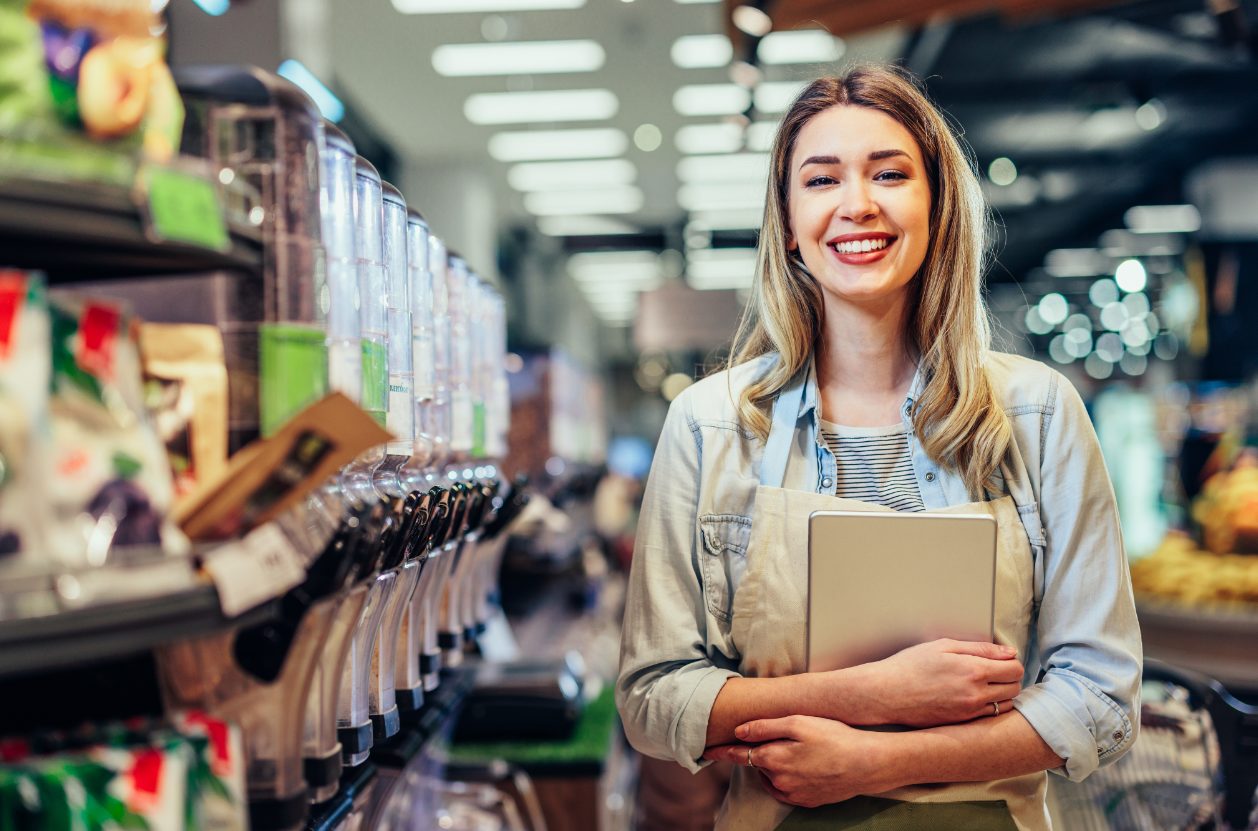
786, 105, 932, 310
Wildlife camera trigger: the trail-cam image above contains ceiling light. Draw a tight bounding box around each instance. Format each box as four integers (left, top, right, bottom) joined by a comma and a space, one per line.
674, 84, 751, 117
1036, 292, 1068, 326
686, 209, 763, 231
753, 81, 807, 114
1089, 278, 1119, 307
675, 123, 743, 155
634, 123, 663, 152
525, 186, 643, 215
732, 4, 772, 37
988, 157, 1018, 186
432, 39, 604, 76
747, 121, 778, 152
729, 60, 761, 88
758, 29, 843, 64
678, 182, 764, 212
687, 248, 757, 289
1115, 259, 1147, 293
464, 89, 618, 125
277, 60, 344, 122
508, 159, 636, 191
1135, 99, 1166, 131
395, 0, 583, 12
677, 152, 770, 184
537, 216, 637, 236
1044, 247, 1108, 278
1124, 204, 1201, 234
488, 128, 628, 161
671, 34, 732, 69
1085, 353, 1113, 380
569, 250, 660, 284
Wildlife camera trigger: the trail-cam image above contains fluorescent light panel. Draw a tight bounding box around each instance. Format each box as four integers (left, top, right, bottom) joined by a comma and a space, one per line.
678, 182, 764, 212
1124, 204, 1201, 234
758, 29, 843, 64
671, 34, 731, 69
537, 216, 637, 236
277, 60, 344, 122
510, 159, 636, 192
688, 248, 757, 289
432, 40, 604, 77
754, 81, 808, 114
677, 152, 769, 184
686, 209, 762, 231
525, 186, 643, 215
395, 0, 583, 12
675, 123, 743, 155
488, 128, 627, 162
674, 84, 750, 117
465, 89, 618, 125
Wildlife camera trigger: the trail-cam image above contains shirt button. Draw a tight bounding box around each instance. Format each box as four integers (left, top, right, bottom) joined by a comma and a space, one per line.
925, 472, 936, 482
1112, 730, 1124, 742
821, 477, 833, 489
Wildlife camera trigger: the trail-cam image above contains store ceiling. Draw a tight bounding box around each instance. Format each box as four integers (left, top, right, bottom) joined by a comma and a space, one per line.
328, 0, 1258, 300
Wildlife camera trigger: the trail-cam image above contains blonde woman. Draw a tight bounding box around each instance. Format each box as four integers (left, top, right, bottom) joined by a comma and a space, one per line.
616, 65, 1142, 830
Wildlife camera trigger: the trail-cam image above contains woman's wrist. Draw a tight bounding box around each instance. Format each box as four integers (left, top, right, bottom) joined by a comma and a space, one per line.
805, 664, 886, 726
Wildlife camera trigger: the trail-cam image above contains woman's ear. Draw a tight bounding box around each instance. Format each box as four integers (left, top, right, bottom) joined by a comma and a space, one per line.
786, 232, 798, 252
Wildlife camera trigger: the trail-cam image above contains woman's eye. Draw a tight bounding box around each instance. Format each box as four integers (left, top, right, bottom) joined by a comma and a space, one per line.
875, 170, 908, 182
805, 175, 837, 187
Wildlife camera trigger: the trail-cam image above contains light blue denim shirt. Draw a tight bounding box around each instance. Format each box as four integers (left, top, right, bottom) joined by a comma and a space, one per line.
616, 350, 1143, 782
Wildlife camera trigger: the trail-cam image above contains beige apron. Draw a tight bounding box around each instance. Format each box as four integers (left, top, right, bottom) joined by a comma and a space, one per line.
713, 379, 1050, 830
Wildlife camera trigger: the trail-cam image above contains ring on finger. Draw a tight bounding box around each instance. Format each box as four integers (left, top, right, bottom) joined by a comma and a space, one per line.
991, 701, 1000, 718
746, 746, 755, 768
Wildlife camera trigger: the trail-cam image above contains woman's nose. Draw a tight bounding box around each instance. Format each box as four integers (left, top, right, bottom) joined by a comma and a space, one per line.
837, 181, 878, 223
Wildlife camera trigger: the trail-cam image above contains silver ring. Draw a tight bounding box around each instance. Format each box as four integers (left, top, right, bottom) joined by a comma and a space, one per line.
991, 701, 1000, 718
746, 746, 755, 768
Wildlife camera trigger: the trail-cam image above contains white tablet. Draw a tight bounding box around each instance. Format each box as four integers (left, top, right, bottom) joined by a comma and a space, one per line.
806, 511, 997, 673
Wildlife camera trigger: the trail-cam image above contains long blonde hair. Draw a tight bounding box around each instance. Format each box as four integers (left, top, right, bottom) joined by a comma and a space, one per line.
728, 64, 1011, 497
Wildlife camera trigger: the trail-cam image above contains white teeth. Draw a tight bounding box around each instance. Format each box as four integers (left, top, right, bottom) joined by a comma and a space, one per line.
830, 238, 889, 254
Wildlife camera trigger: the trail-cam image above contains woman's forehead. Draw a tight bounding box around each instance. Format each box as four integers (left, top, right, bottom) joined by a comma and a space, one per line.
791, 105, 924, 166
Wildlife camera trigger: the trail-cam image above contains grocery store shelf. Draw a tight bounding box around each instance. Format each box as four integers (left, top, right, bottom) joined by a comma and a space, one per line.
0, 170, 263, 281
0, 567, 274, 681
1138, 598, 1258, 690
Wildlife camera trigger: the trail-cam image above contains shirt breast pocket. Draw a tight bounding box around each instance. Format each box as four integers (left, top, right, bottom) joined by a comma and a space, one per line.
698, 514, 752, 622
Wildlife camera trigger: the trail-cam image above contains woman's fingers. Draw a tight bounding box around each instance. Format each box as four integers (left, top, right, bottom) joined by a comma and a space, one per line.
702, 743, 743, 764
737, 715, 809, 743
977, 656, 1026, 683
986, 681, 1022, 701
972, 698, 1015, 721
758, 770, 795, 805
943, 639, 1018, 660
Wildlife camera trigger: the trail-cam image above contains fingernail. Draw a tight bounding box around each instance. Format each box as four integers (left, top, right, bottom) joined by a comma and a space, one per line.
1002, 645, 1016, 655
736, 725, 749, 739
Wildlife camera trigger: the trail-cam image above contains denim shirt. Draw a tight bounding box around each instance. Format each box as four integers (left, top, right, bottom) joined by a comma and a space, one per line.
616, 350, 1142, 782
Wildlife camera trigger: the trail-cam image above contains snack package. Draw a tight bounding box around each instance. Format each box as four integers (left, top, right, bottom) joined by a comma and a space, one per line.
0, 0, 182, 160
46, 294, 177, 566
139, 324, 229, 506
0, 269, 52, 575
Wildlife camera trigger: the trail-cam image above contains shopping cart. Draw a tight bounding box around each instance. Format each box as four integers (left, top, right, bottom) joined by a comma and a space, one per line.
1048, 658, 1258, 830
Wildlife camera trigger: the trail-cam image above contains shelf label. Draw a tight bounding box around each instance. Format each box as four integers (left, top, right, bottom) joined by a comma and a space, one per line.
139, 165, 230, 252
204, 523, 305, 617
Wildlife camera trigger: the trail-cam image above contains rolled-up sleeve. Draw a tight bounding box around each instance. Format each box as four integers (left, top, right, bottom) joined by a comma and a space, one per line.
1013, 371, 1143, 782
615, 391, 738, 772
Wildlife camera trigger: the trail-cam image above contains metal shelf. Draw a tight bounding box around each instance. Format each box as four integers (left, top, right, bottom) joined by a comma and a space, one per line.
0, 169, 262, 281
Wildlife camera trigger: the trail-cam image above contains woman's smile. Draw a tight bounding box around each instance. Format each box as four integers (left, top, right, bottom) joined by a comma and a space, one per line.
826, 232, 898, 265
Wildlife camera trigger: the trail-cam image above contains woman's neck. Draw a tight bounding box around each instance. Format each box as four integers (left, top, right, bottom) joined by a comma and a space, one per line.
815, 293, 917, 426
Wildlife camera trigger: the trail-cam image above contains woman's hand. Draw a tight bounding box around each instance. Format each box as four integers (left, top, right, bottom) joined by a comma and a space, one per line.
703, 715, 899, 808
863, 638, 1024, 727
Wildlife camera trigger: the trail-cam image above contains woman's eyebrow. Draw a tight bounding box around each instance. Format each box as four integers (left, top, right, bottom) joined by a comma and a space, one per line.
798, 149, 911, 170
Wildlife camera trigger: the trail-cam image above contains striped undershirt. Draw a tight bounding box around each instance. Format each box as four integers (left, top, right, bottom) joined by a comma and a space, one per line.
818, 418, 925, 512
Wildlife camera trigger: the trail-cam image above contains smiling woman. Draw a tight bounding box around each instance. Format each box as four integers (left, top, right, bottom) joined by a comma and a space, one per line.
616, 64, 1143, 831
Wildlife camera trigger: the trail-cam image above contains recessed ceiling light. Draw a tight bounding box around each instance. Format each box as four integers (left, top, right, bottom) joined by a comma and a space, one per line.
1124, 204, 1201, 234
753, 80, 807, 114
509, 159, 636, 191
674, 84, 751, 117
488, 128, 628, 161
432, 39, 604, 76
678, 182, 764, 212
988, 157, 1018, 186
732, 4, 772, 37
757, 29, 843, 64
671, 34, 732, 69
634, 123, 663, 152
675, 123, 743, 155
677, 153, 769, 184
537, 216, 637, 236
464, 89, 618, 125
395, 0, 583, 12
524, 186, 644, 215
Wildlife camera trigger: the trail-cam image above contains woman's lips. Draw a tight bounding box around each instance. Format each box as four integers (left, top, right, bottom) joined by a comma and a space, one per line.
827, 237, 895, 266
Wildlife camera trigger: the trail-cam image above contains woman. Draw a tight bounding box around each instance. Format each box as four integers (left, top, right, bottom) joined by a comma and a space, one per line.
616, 65, 1141, 830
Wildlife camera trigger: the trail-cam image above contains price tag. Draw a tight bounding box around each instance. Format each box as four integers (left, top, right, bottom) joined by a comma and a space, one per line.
205, 523, 306, 617
139, 164, 230, 251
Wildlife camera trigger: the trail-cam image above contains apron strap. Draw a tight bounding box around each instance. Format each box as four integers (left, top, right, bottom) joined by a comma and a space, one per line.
759, 366, 808, 489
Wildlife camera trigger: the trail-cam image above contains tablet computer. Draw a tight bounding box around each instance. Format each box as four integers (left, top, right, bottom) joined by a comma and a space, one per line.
806, 511, 997, 673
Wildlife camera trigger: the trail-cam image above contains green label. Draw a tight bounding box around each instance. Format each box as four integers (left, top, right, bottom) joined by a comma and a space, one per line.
472, 402, 487, 459
259, 323, 328, 436
361, 337, 388, 426
145, 165, 230, 251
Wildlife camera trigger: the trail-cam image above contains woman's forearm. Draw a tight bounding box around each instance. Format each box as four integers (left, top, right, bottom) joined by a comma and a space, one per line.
706, 665, 883, 746
883, 709, 1063, 787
